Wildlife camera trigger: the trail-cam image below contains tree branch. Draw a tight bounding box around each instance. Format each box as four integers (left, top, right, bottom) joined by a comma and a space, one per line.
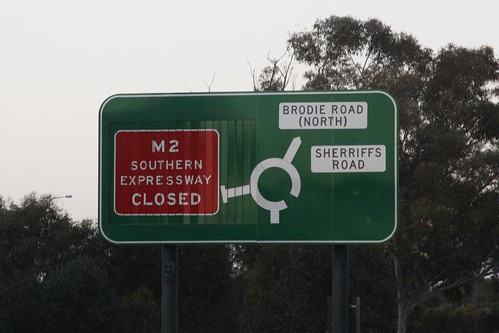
203, 72, 216, 93
246, 58, 258, 91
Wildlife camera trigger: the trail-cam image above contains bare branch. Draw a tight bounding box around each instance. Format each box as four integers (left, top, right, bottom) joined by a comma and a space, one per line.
246, 58, 258, 91
203, 72, 216, 92
182, 83, 193, 93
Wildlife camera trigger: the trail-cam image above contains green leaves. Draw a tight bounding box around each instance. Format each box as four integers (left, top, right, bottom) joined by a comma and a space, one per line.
240, 245, 331, 333
0, 194, 116, 332
286, 15, 499, 332
288, 16, 431, 90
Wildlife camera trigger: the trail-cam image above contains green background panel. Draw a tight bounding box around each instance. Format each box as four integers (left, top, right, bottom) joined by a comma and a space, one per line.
99, 91, 397, 244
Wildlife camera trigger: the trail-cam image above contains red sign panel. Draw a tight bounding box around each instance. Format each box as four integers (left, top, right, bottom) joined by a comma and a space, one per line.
114, 130, 219, 215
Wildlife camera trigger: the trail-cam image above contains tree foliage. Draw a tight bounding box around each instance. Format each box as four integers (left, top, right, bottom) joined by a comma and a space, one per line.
392, 45, 499, 332
288, 16, 432, 91
249, 15, 499, 333
240, 245, 331, 332
409, 279, 499, 333
249, 50, 295, 91
178, 245, 240, 332
1, 15, 498, 333
0, 194, 240, 332
0, 194, 116, 332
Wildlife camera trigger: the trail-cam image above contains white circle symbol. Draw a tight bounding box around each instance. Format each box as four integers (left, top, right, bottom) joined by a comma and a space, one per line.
219, 137, 302, 224
250, 157, 301, 224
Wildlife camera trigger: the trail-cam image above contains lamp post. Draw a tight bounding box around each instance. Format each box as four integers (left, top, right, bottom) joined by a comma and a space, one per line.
52, 195, 73, 199
50, 195, 73, 212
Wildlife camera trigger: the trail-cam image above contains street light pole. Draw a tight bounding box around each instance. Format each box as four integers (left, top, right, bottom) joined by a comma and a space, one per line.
52, 195, 73, 199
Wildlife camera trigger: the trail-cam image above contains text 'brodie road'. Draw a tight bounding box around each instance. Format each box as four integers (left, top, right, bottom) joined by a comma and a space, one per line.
279, 102, 367, 129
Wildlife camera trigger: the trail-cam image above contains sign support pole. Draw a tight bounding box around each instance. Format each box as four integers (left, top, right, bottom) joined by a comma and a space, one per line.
162, 245, 178, 333
331, 244, 349, 333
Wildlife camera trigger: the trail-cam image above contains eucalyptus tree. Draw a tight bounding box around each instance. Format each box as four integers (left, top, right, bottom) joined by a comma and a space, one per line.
246, 16, 499, 333
0, 194, 116, 332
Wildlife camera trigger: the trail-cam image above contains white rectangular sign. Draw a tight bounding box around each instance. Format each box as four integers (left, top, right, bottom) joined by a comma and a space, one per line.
279, 102, 367, 129
311, 145, 386, 173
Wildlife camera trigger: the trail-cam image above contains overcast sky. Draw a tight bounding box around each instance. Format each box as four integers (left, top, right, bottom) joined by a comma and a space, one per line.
1, 0, 498, 221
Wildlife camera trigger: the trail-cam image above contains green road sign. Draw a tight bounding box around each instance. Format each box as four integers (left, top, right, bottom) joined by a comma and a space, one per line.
99, 91, 398, 244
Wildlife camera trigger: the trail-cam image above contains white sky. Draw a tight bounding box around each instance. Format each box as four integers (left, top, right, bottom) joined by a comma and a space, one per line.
1, 0, 498, 221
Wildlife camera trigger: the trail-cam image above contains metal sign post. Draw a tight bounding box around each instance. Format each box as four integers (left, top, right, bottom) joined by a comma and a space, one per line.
161, 245, 178, 333
331, 245, 349, 333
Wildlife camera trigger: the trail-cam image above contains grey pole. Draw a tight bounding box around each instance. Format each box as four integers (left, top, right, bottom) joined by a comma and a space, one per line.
332, 245, 349, 333
162, 245, 178, 333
